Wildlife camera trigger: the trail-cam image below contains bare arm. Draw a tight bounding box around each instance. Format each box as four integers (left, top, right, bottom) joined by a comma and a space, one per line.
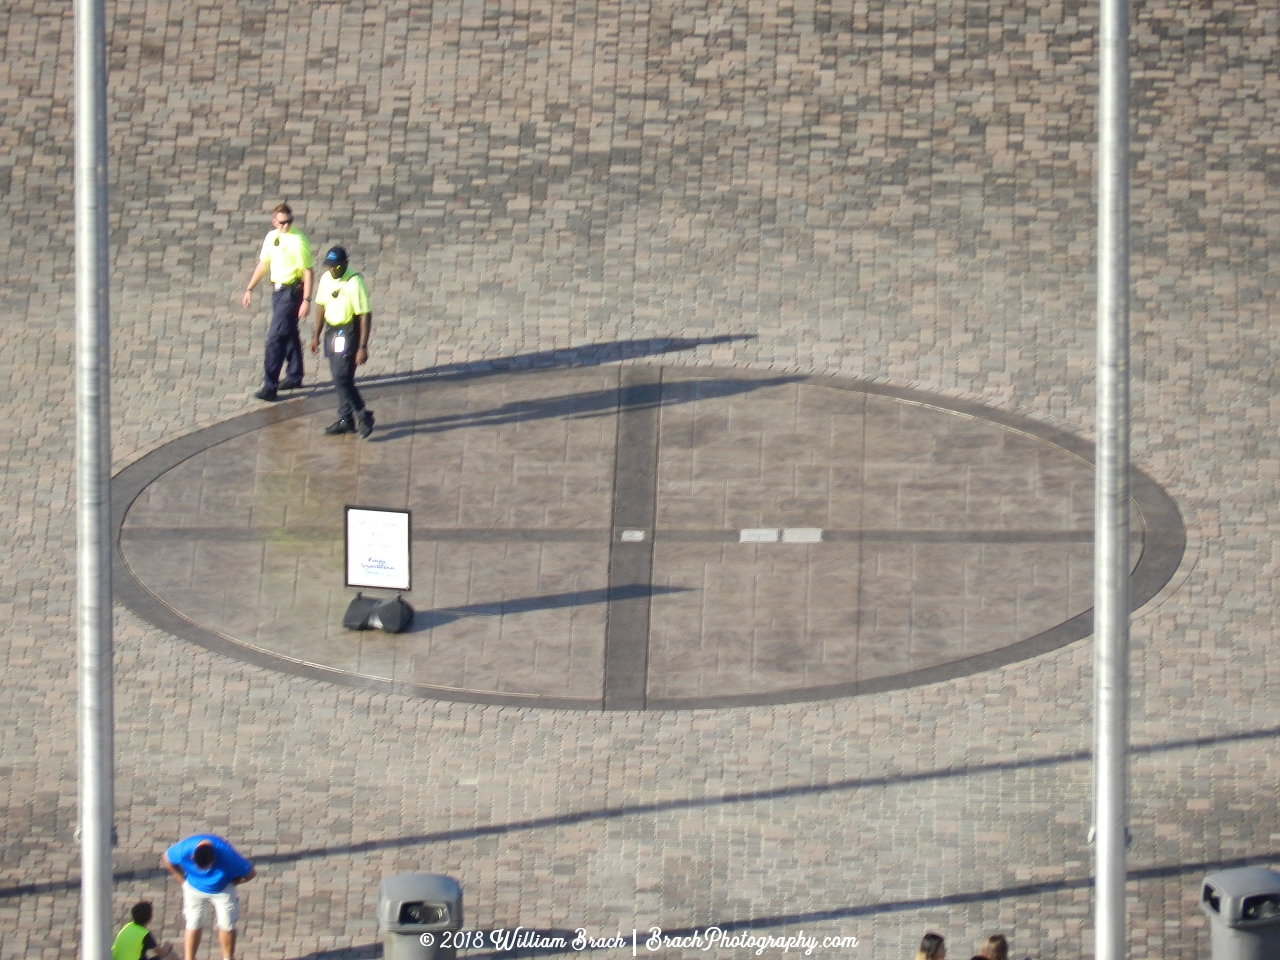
242, 261, 269, 308
309, 303, 327, 354
233, 866, 257, 885
298, 268, 314, 319
162, 854, 185, 884
355, 313, 372, 367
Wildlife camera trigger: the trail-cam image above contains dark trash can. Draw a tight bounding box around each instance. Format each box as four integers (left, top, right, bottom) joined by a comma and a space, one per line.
378, 873, 463, 960
1200, 867, 1280, 960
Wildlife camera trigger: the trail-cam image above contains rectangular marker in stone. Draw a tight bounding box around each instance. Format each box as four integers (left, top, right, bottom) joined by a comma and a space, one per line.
782, 527, 823, 543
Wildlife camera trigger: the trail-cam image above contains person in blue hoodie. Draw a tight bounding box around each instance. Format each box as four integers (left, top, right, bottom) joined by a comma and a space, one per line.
162, 834, 256, 960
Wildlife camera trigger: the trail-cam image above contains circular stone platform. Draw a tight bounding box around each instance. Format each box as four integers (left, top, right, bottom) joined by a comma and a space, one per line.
113, 363, 1184, 710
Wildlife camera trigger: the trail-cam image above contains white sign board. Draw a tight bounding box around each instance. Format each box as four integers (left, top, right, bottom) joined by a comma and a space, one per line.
345, 507, 411, 591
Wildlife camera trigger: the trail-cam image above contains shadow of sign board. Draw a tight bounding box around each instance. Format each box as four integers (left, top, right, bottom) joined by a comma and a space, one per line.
113, 364, 1185, 710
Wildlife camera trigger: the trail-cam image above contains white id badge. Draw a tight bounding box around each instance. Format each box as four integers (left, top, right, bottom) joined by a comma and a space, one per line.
332, 333, 346, 354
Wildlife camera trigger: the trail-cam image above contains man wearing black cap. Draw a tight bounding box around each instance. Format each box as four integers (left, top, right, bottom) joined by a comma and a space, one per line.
309, 245, 374, 438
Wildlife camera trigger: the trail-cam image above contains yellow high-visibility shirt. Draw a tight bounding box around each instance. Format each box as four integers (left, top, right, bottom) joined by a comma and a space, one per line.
111, 922, 153, 960
317, 270, 370, 327
257, 229, 312, 284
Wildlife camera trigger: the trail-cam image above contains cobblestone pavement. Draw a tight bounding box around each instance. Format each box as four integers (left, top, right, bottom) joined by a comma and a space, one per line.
2, 0, 1278, 955
113, 365, 1175, 708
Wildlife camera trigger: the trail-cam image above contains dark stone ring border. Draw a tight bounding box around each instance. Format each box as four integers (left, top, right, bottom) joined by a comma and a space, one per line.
111, 367, 1187, 711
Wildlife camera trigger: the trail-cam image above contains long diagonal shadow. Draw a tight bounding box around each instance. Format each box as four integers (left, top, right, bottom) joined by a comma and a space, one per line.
353, 335, 758, 391
371, 375, 803, 443
284, 850, 1280, 960
3, 725, 1275, 902
408, 585, 690, 632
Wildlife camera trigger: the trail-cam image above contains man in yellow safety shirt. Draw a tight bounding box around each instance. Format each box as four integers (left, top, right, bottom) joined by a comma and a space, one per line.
309, 245, 374, 438
242, 202, 313, 401
111, 901, 177, 960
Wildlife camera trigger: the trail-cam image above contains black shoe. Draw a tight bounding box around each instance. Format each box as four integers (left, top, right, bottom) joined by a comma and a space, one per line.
356, 410, 375, 439
254, 386, 279, 401
279, 378, 303, 390
324, 418, 356, 435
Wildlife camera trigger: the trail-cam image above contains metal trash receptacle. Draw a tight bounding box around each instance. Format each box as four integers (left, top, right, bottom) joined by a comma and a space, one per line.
378, 874, 463, 960
1200, 867, 1280, 960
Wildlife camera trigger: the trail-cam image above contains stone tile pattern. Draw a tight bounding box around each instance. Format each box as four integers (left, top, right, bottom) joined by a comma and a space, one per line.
119, 368, 1102, 705
122, 368, 618, 699
1, 0, 1276, 953
649, 378, 1099, 698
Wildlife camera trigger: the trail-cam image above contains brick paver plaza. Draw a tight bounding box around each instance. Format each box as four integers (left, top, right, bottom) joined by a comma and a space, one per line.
2, 0, 1278, 956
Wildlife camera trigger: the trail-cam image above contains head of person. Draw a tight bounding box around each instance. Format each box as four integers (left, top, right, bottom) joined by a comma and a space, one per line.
980, 935, 1008, 960
193, 840, 216, 869
916, 933, 946, 960
130, 901, 153, 926
273, 202, 294, 233
324, 245, 349, 279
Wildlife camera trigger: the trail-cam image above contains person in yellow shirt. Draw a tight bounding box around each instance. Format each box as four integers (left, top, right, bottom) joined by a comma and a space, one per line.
242, 203, 313, 401
309, 245, 374, 438
111, 902, 177, 960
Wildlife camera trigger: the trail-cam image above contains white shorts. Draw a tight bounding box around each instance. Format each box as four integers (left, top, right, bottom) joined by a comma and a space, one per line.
182, 881, 239, 932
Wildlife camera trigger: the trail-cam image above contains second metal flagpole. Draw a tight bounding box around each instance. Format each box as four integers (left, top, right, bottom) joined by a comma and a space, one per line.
1093, 0, 1132, 945
75, 0, 115, 951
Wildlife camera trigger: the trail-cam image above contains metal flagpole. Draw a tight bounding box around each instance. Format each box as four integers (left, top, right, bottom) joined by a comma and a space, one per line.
75, 0, 115, 950
1094, 0, 1132, 945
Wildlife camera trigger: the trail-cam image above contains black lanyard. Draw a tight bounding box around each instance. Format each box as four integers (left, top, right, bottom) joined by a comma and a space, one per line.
329, 274, 357, 302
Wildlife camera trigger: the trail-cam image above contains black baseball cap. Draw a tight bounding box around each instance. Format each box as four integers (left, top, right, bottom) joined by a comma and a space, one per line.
324, 245, 349, 266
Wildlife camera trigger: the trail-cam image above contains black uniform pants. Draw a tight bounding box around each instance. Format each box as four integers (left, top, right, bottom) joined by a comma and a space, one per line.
263, 283, 304, 389
325, 324, 366, 421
